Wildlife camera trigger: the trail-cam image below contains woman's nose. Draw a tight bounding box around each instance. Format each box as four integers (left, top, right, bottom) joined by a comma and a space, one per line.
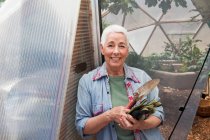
113, 46, 120, 53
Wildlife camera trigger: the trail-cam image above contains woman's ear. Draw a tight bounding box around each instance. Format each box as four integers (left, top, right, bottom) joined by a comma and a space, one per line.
100, 44, 104, 55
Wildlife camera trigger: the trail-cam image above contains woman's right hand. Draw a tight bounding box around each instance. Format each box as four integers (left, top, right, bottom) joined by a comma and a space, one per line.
108, 106, 130, 123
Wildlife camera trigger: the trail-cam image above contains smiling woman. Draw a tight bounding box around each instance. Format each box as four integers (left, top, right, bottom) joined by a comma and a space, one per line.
75, 25, 164, 140
100, 32, 129, 75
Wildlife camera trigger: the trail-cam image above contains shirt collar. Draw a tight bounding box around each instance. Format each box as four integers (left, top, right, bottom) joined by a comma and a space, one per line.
92, 62, 140, 83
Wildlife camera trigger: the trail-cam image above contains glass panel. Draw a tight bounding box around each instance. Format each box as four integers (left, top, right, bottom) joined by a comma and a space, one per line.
135, 0, 163, 20
124, 8, 155, 30
170, 50, 210, 139
102, 12, 123, 27
128, 25, 155, 55
161, 21, 202, 43
103, 8, 155, 30
142, 26, 170, 57
194, 23, 210, 51
0, 0, 6, 7
161, 0, 202, 21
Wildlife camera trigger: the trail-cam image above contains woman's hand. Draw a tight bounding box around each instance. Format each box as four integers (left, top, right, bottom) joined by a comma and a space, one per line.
118, 114, 162, 130
108, 106, 130, 124
117, 114, 139, 130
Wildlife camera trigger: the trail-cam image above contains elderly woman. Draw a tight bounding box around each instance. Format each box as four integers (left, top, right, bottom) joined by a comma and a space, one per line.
75, 25, 164, 140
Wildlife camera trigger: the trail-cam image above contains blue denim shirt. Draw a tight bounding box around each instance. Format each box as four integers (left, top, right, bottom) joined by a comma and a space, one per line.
75, 63, 164, 140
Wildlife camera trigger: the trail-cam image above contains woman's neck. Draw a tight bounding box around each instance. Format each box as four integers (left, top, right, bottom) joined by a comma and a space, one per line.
107, 66, 124, 76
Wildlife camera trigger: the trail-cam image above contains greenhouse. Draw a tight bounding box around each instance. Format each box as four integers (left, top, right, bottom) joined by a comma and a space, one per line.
0, 0, 210, 140
101, 0, 210, 139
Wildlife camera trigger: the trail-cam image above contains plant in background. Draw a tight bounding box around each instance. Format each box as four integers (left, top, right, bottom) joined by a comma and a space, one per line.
0, 0, 6, 3
101, 0, 139, 26
102, 20, 110, 30
125, 52, 153, 74
0, 0, 6, 7
160, 37, 203, 72
126, 37, 205, 73
126, 52, 169, 74
163, 41, 180, 61
101, 0, 188, 16
178, 37, 202, 71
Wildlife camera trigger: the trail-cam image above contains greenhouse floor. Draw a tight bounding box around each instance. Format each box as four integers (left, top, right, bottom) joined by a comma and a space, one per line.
158, 85, 210, 140
187, 116, 210, 140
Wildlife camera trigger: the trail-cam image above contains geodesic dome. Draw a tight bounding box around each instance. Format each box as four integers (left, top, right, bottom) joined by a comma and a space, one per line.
102, 0, 210, 56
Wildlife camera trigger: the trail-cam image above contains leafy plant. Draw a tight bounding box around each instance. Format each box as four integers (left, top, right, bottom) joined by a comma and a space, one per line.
125, 52, 153, 74
101, 0, 139, 25
163, 37, 203, 72
101, 0, 188, 16
126, 52, 168, 74
126, 37, 205, 73
102, 20, 111, 30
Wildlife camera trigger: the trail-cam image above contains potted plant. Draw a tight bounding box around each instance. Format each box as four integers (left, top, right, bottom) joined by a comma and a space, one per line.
126, 37, 206, 89
150, 37, 205, 89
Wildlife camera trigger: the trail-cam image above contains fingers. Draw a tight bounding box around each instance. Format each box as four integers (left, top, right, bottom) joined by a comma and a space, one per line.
118, 114, 134, 130
111, 106, 130, 122
126, 114, 137, 124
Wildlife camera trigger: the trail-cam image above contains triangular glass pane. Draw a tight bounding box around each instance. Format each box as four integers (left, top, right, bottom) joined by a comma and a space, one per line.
128, 25, 155, 55
194, 23, 210, 51
135, 0, 163, 20
124, 8, 155, 30
103, 9, 155, 31
161, 21, 202, 43
102, 12, 123, 26
142, 26, 170, 56
161, 0, 202, 21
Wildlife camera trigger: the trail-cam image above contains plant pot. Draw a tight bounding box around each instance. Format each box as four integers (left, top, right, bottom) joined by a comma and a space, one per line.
151, 70, 198, 89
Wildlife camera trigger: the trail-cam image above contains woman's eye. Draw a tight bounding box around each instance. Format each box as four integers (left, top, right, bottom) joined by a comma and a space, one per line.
108, 44, 113, 47
119, 45, 126, 48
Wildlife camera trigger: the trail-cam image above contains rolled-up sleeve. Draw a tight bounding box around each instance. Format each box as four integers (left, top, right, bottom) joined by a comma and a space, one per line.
143, 73, 164, 122
149, 87, 165, 122
75, 75, 93, 138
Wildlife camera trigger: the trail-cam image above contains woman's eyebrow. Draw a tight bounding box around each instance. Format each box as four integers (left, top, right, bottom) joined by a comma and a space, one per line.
119, 42, 126, 45
107, 41, 114, 44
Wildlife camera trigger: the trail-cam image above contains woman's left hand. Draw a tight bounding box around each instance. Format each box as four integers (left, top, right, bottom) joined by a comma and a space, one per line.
118, 114, 140, 130
118, 114, 161, 130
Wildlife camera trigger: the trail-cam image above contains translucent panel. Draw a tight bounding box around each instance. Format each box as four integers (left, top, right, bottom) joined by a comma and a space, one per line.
161, 0, 202, 21
194, 23, 210, 51
170, 51, 210, 139
161, 21, 202, 43
0, 0, 81, 139
161, 21, 202, 34
168, 34, 194, 44
135, 0, 163, 20
128, 25, 155, 55
142, 26, 170, 56
124, 8, 155, 30
103, 12, 123, 26
103, 9, 155, 30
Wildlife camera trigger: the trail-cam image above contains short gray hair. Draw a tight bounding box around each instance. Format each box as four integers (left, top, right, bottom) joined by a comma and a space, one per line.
100, 24, 129, 46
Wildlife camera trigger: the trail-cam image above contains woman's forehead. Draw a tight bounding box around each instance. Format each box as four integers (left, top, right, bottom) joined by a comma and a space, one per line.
106, 32, 127, 42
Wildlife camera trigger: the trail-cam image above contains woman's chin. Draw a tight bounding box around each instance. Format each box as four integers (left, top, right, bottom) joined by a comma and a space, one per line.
109, 63, 123, 69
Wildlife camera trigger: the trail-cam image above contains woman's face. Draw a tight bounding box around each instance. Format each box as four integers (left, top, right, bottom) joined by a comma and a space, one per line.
101, 32, 129, 71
